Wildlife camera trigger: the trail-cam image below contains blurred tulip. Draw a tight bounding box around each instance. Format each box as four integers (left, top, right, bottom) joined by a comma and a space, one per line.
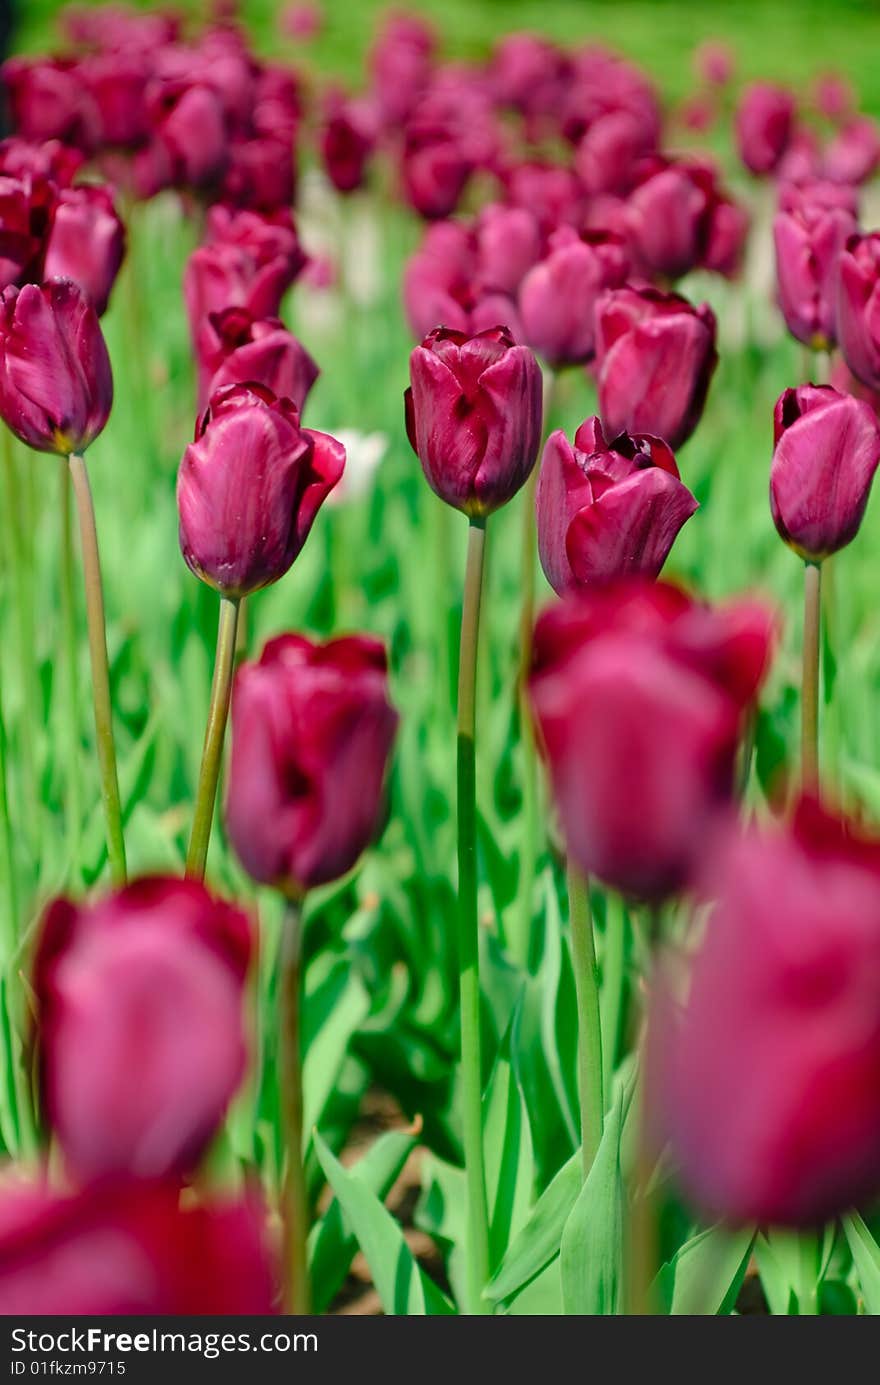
406, 325, 542, 516
253, 64, 303, 144
824, 116, 880, 186
653, 798, 880, 1226
0, 280, 112, 455
536, 417, 697, 593
519, 227, 629, 368
320, 92, 377, 194
3, 57, 98, 151
43, 185, 126, 317
150, 79, 228, 190
83, 49, 151, 150
227, 634, 398, 893
838, 232, 880, 389
474, 203, 541, 296
219, 135, 297, 214
560, 48, 660, 151
702, 197, 750, 279
735, 82, 795, 175
35, 878, 251, 1183
0, 137, 83, 186
196, 307, 318, 414
0, 175, 55, 290
401, 119, 472, 221
594, 285, 718, 449
503, 160, 587, 237
574, 109, 655, 197
770, 384, 880, 562
184, 207, 306, 340
773, 201, 856, 349
693, 40, 734, 88
491, 32, 568, 127
281, 3, 323, 41
178, 383, 344, 597
813, 72, 855, 124
529, 581, 774, 900
369, 12, 434, 130
628, 159, 747, 282
0, 1180, 275, 1314
778, 177, 859, 217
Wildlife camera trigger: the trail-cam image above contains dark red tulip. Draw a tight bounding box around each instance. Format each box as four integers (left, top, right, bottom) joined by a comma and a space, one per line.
594, 285, 718, 449
83, 49, 152, 150
0, 1180, 275, 1314
573, 109, 656, 197
735, 83, 796, 176
369, 13, 434, 131
0, 175, 56, 291
0, 137, 83, 186
150, 78, 228, 191
196, 307, 318, 414
0, 280, 112, 455
627, 159, 747, 282
400, 119, 472, 221
519, 227, 629, 368
824, 117, 880, 186
320, 91, 377, 195
34, 877, 252, 1183
184, 207, 307, 341
838, 233, 880, 389
693, 40, 734, 88
529, 581, 774, 901
219, 135, 297, 215
770, 384, 880, 562
652, 797, 880, 1226
406, 325, 543, 516
227, 634, 398, 893
773, 201, 856, 349
178, 383, 344, 597
503, 161, 587, 238
3, 57, 98, 151
43, 185, 126, 317
535, 416, 697, 594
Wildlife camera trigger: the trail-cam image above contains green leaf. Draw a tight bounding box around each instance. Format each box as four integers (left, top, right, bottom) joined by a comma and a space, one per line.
559, 1086, 626, 1315
843, 1212, 880, 1314
302, 958, 370, 1139
654, 1225, 754, 1315
506, 1258, 564, 1315
313, 1129, 455, 1316
484, 1150, 582, 1306
483, 1046, 535, 1271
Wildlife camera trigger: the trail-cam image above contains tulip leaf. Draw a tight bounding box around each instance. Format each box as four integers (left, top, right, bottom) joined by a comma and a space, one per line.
313, 1129, 454, 1315
505, 1258, 564, 1315
483, 1043, 535, 1271
653, 1224, 755, 1315
843, 1213, 880, 1314
558, 1085, 626, 1316
302, 957, 370, 1141
483, 1149, 582, 1305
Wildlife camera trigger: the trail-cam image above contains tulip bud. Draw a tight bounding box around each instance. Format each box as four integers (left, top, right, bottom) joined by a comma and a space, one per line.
652, 797, 880, 1226
0, 1181, 275, 1314
735, 82, 796, 176
536, 417, 698, 594
150, 79, 228, 190
519, 227, 629, 368
195, 307, 319, 414
573, 110, 655, 197
33, 877, 252, 1184
0, 280, 112, 455
474, 203, 541, 296
824, 116, 880, 186
226, 634, 399, 893
406, 325, 543, 516
320, 93, 377, 194
773, 202, 856, 349
838, 232, 880, 389
43, 185, 126, 317
770, 384, 880, 562
529, 581, 775, 901
178, 384, 343, 597
595, 285, 718, 449
184, 207, 307, 342
401, 121, 472, 221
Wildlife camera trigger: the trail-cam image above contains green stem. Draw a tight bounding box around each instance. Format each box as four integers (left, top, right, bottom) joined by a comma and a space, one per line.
2, 433, 39, 856
68, 453, 127, 885
59, 462, 82, 873
567, 864, 604, 1177
185, 595, 240, 881
457, 516, 491, 1314
279, 896, 311, 1314
0, 667, 36, 1157
802, 561, 821, 791
600, 894, 626, 1108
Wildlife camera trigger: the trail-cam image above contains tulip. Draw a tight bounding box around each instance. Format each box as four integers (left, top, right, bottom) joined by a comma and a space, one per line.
369, 13, 434, 130
150, 79, 228, 190
702, 196, 750, 279
838, 233, 880, 389
320, 93, 377, 195
2, 57, 98, 151
253, 63, 302, 144
491, 32, 568, 126
628, 159, 748, 282
474, 203, 541, 296
778, 177, 859, 217
503, 161, 587, 237
400, 120, 472, 221
406, 325, 543, 516
693, 40, 734, 88
0, 175, 55, 291
594, 285, 718, 449
560, 49, 660, 151
519, 227, 629, 368
184, 207, 307, 341
0, 1180, 275, 1314
813, 72, 855, 124
573, 110, 655, 197
735, 82, 796, 175
0, 280, 112, 456
83, 50, 152, 150
529, 581, 774, 901
195, 307, 319, 414
43, 185, 126, 317
34, 877, 251, 1182
226, 634, 398, 892
219, 135, 297, 214
535, 417, 698, 593
824, 116, 880, 186
773, 202, 856, 349
0, 137, 83, 186
653, 797, 880, 1228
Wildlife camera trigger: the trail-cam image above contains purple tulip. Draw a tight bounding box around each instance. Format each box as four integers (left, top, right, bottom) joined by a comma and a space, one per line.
838, 232, 880, 389
406, 325, 543, 516
184, 207, 307, 342
150, 79, 228, 191
195, 307, 319, 415
0, 175, 55, 291
595, 285, 718, 449
735, 82, 796, 176
43, 185, 126, 317
574, 110, 656, 197
503, 161, 587, 238
320, 92, 377, 195
83, 49, 152, 150
519, 227, 629, 368
219, 135, 297, 215
774, 201, 856, 349
770, 384, 880, 562
474, 203, 541, 296
0, 280, 112, 455
627, 159, 748, 282
536, 416, 698, 593
227, 634, 398, 893
3, 57, 98, 151
824, 117, 880, 186
178, 383, 344, 597
400, 119, 473, 221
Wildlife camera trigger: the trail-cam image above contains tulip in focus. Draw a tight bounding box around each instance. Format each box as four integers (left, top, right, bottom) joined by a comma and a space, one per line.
226, 634, 399, 894
535, 417, 698, 593
178, 383, 345, 598
195, 307, 319, 414
770, 384, 880, 562
43, 184, 126, 317
652, 798, 880, 1226
529, 581, 775, 901
406, 325, 543, 516
519, 227, 629, 368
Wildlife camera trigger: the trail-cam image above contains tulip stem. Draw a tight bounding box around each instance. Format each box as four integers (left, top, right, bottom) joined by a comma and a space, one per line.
68, 453, 127, 886
279, 895, 311, 1314
185, 595, 240, 881
802, 561, 822, 790
567, 864, 605, 1177
59, 462, 82, 873
457, 515, 491, 1314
